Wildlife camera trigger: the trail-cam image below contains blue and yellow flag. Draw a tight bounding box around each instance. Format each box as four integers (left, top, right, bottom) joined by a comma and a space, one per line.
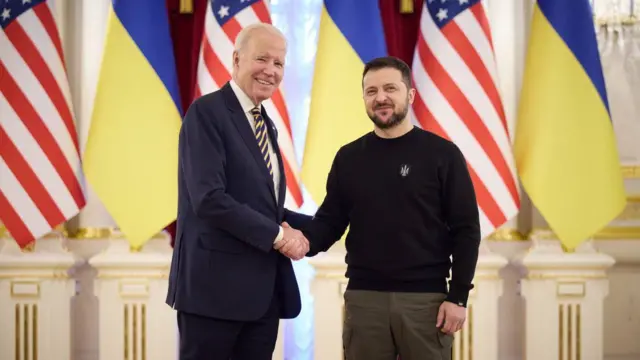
83, 0, 182, 249
514, 0, 626, 250
301, 0, 387, 204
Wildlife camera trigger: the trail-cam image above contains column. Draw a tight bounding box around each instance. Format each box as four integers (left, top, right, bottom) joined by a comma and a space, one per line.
308, 251, 347, 360
518, 237, 614, 360
89, 237, 177, 360
458, 245, 508, 360
0, 237, 79, 360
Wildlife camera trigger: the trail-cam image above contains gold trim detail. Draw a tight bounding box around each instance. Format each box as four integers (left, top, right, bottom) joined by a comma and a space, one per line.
399, 0, 414, 13
124, 303, 146, 360
67, 227, 116, 239
142, 304, 147, 360
124, 304, 129, 360
485, 228, 526, 241
618, 196, 640, 220
559, 303, 582, 360
593, 226, 640, 240
621, 166, 640, 178
10, 281, 40, 299
596, 17, 639, 26
179, 0, 193, 13
15, 304, 18, 360
66, 227, 167, 241
529, 226, 640, 241
0, 272, 69, 279
15, 303, 37, 360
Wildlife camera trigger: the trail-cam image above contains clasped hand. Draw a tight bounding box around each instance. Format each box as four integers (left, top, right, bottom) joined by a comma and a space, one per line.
273, 222, 309, 261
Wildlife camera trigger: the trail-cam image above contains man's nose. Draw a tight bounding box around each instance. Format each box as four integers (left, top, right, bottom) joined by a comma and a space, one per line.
262, 63, 277, 76
374, 92, 388, 103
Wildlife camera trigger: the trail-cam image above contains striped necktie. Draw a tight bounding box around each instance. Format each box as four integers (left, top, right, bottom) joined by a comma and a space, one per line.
250, 106, 273, 175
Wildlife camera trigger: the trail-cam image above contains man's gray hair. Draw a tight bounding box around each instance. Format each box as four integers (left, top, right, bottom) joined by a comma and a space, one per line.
234, 23, 287, 53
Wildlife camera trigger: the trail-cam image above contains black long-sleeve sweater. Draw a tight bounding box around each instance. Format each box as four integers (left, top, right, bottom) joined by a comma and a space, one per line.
304, 126, 481, 306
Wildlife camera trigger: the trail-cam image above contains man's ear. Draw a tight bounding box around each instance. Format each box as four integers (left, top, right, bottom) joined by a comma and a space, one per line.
232, 50, 239, 67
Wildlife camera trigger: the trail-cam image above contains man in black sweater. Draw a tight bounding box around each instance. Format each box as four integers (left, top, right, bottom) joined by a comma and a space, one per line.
302, 56, 481, 360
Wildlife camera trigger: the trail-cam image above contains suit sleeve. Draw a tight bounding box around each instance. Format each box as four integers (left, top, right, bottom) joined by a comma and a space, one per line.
180, 100, 278, 253
442, 144, 481, 307
283, 209, 313, 230
304, 150, 350, 256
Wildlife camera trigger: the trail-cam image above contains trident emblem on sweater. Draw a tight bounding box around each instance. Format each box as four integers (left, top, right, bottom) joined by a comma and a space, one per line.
400, 164, 410, 177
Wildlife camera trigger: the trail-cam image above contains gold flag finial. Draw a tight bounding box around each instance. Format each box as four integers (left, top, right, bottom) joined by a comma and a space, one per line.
400, 0, 414, 13
180, 0, 193, 14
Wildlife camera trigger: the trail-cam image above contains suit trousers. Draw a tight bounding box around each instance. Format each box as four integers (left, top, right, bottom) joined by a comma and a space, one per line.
177, 289, 280, 360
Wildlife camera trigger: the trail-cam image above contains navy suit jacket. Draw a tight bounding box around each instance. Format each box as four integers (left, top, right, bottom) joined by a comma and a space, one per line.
166, 82, 311, 321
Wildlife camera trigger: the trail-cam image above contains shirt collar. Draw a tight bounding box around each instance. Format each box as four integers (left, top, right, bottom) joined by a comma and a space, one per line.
230, 80, 261, 114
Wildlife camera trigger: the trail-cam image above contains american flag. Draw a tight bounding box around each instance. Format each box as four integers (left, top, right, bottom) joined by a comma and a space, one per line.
410, 0, 520, 237
195, 0, 303, 209
0, 0, 85, 248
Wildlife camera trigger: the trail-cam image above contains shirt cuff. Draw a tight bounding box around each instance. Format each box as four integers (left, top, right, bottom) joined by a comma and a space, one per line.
274, 226, 284, 244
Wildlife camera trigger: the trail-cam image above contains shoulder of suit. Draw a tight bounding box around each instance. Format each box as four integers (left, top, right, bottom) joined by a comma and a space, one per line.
183, 89, 227, 124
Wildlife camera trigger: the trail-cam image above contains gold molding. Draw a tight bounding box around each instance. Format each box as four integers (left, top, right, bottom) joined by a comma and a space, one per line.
528, 226, 640, 241
10, 281, 40, 299
596, 17, 639, 26
0, 225, 167, 246
485, 228, 526, 241
66, 227, 116, 239
622, 166, 640, 178
592, 226, 640, 240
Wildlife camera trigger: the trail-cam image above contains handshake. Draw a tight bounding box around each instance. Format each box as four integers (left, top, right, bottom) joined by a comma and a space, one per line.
273, 222, 309, 261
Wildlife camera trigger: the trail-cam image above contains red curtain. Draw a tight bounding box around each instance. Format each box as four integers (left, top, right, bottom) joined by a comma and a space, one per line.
378, 0, 424, 66
165, 0, 207, 246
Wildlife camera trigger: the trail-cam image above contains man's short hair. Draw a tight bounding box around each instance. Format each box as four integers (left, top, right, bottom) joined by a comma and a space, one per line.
362, 56, 413, 89
234, 23, 287, 53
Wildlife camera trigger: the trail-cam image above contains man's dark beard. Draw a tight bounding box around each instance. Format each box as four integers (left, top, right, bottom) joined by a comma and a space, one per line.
368, 103, 409, 129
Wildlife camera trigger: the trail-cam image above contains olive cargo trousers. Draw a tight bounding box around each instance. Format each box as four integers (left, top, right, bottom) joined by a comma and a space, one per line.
342, 290, 454, 360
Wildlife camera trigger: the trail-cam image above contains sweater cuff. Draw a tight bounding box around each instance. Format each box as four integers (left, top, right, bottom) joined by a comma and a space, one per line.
446, 282, 473, 307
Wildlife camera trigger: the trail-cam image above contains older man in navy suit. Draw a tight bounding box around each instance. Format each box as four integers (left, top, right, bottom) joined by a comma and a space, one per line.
166, 22, 312, 360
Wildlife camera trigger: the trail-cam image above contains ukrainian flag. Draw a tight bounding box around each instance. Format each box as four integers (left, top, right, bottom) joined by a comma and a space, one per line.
301, 0, 387, 204
83, 0, 182, 249
514, 0, 626, 250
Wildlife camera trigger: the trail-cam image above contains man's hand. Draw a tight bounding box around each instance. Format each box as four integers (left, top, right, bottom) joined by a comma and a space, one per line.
273, 222, 309, 260
436, 301, 466, 334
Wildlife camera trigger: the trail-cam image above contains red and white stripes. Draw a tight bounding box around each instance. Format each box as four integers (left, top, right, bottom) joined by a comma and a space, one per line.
411, 1, 519, 237
196, 0, 303, 208
0, 1, 85, 247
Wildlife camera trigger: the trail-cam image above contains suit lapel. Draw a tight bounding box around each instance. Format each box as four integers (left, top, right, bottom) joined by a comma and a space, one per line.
223, 84, 277, 203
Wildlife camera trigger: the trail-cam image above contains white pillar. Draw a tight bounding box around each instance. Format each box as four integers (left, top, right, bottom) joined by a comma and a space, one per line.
89, 237, 177, 360
308, 251, 347, 360
518, 236, 614, 360
458, 244, 508, 360
0, 236, 79, 360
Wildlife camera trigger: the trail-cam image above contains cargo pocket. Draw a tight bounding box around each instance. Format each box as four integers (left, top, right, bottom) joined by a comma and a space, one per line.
342, 324, 352, 360
437, 331, 454, 359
